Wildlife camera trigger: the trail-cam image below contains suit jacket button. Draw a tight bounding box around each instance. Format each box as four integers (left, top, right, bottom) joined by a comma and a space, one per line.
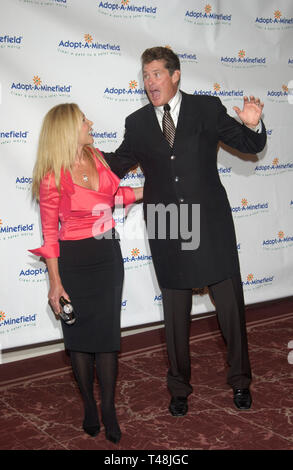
170, 155, 176, 160
179, 198, 184, 203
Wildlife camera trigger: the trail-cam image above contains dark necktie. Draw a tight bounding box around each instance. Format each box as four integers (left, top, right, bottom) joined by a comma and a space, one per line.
162, 103, 176, 148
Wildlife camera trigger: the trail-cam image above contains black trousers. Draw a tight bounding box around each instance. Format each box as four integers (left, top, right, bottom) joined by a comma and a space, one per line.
161, 274, 252, 398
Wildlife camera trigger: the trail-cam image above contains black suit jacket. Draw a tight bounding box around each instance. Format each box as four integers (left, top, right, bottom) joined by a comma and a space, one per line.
104, 92, 267, 288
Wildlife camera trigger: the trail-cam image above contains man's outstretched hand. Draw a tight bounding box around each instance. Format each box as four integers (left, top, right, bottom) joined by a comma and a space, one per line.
233, 95, 264, 128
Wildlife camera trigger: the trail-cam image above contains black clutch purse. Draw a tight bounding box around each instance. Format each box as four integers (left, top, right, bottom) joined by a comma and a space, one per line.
59, 296, 76, 325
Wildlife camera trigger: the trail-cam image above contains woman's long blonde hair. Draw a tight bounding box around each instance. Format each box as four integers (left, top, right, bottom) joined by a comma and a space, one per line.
32, 103, 108, 200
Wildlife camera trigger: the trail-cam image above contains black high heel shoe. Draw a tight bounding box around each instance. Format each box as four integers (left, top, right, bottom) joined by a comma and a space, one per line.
82, 422, 101, 437
102, 409, 121, 444
105, 425, 121, 444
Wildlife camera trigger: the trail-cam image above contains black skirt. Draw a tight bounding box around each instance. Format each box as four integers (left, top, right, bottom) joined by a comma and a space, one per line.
58, 232, 124, 353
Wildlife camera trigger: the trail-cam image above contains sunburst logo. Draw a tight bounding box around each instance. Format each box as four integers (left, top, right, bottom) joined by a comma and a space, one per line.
205, 4, 212, 14
0, 219, 2, 226
274, 10, 282, 19
238, 49, 246, 59
213, 83, 221, 92
0, 311, 6, 322
241, 198, 248, 207
131, 248, 140, 257
278, 231, 285, 239
129, 80, 138, 90
282, 84, 288, 93
84, 34, 93, 43
33, 76, 41, 86
247, 273, 254, 282
272, 157, 279, 166
121, 0, 129, 5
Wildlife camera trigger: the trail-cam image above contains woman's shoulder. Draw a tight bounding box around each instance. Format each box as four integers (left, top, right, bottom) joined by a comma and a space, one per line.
40, 170, 56, 187
41, 168, 73, 193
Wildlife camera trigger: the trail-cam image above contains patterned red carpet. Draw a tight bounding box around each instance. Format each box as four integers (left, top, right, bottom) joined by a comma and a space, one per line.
1, 297, 293, 451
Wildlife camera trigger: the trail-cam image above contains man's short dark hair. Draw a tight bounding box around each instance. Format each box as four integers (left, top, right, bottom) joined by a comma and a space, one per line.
141, 47, 180, 76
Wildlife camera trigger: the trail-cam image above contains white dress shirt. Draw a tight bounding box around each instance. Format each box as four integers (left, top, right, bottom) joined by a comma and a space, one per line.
154, 88, 182, 130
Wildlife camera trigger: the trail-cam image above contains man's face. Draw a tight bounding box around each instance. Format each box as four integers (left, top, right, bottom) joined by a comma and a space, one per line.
143, 59, 180, 107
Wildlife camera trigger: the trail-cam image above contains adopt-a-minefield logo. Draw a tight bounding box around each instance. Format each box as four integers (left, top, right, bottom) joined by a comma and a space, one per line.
154, 292, 162, 306
231, 198, 269, 218
15, 176, 33, 192
0, 218, 34, 241
19, 264, 48, 283
193, 82, 244, 102
267, 84, 288, 103
254, 157, 293, 176
165, 45, 198, 64
18, 0, 68, 7
97, 0, 157, 18
242, 272, 274, 291
0, 130, 29, 145
177, 50, 198, 64
10, 75, 72, 99
122, 247, 152, 270
0, 309, 37, 335
220, 49, 267, 69
103, 79, 147, 103
122, 167, 145, 185
57, 33, 121, 57
91, 129, 119, 147
255, 9, 293, 30
262, 230, 293, 251
218, 164, 232, 178
0, 34, 23, 50
185, 3, 232, 26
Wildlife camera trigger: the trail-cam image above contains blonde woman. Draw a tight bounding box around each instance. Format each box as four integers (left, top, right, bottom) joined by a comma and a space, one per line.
29, 103, 143, 443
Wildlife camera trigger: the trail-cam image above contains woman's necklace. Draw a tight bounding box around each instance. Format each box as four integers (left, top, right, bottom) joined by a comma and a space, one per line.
74, 151, 94, 185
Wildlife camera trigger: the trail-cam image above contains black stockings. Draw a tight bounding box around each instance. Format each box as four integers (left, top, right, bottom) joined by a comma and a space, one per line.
70, 351, 120, 436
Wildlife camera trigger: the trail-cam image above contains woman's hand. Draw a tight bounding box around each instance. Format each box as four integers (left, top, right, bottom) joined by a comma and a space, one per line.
48, 280, 70, 316
45, 258, 70, 316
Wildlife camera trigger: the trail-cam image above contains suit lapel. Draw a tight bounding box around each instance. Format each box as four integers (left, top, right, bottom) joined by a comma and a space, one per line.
173, 91, 201, 153
145, 103, 171, 152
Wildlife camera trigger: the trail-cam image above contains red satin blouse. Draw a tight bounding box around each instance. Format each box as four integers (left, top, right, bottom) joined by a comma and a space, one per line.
29, 149, 135, 259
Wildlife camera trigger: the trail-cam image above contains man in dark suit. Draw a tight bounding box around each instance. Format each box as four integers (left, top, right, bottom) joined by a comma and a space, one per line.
104, 47, 266, 415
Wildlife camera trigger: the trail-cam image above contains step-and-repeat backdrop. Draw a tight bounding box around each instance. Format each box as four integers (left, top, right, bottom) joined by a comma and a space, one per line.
1, 0, 293, 351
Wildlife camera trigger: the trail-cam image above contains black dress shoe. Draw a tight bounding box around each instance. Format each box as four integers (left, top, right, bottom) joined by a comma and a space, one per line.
82, 423, 101, 437
169, 397, 188, 416
233, 388, 252, 410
